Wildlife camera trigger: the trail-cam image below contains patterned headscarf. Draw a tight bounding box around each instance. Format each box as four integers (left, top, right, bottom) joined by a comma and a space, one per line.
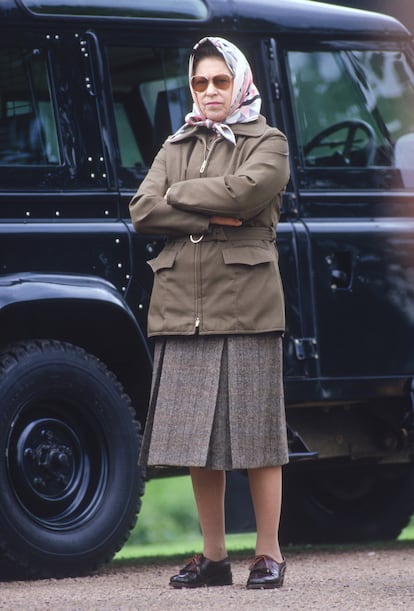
170, 37, 262, 146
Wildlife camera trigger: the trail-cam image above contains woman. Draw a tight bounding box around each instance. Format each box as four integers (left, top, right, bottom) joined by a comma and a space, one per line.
129, 36, 290, 590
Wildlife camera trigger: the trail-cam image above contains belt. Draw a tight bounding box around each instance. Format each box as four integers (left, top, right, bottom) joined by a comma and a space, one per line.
187, 226, 275, 243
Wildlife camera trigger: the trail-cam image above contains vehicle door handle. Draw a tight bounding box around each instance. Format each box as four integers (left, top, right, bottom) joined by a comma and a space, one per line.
326, 251, 353, 290
331, 269, 349, 288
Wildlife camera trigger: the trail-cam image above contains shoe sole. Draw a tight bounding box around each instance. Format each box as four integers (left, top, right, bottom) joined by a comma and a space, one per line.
170, 575, 233, 589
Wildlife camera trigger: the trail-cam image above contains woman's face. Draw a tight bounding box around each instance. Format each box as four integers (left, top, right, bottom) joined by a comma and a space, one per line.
192, 57, 233, 122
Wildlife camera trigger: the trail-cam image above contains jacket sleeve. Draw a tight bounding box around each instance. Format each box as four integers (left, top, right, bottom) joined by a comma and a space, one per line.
166, 129, 289, 221
129, 145, 211, 236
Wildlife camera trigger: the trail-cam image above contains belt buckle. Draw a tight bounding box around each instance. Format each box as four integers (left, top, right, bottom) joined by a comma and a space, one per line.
190, 234, 204, 244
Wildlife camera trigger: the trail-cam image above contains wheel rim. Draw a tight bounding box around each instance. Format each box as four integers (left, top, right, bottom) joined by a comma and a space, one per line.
7, 401, 109, 529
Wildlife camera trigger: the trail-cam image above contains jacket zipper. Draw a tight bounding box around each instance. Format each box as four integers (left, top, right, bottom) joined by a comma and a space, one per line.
194, 241, 201, 332
200, 137, 218, 174
195, 136, 218, 330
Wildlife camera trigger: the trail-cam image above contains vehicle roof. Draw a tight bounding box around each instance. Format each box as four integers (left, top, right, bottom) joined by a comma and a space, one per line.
2, 0, 410, 39
227, 0, 409, 37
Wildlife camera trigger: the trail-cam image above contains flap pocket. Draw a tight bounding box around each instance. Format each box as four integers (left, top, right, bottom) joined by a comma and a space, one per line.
222, 246, 274, 266
147, 249, 177, 273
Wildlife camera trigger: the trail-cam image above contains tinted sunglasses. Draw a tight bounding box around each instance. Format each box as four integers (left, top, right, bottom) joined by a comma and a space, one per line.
191, 74, 233, 92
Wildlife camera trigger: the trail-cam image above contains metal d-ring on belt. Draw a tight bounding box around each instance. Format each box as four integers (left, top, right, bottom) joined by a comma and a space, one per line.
190, 234, 204, 244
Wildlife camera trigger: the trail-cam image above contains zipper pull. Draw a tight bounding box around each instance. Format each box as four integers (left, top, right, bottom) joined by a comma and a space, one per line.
195, 316, 200, 330
200, 159, 207, 174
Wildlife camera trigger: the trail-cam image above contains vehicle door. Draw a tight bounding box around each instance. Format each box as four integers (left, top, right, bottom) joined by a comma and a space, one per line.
0, 28, 129, 293
280, 40, 414, 393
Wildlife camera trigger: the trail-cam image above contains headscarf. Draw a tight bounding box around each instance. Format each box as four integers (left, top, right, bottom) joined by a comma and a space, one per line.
170, 37, 262, 146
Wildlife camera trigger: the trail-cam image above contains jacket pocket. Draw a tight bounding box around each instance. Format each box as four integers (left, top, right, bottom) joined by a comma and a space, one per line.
222, 245, 275, 266
147, 248, 177, 273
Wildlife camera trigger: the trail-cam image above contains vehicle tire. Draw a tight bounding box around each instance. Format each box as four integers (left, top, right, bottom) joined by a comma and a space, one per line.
280, 464, 414, 544
0, 340, 144, 579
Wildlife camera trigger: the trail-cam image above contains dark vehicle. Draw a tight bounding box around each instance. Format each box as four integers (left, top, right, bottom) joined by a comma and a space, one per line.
1, 0, 414, 579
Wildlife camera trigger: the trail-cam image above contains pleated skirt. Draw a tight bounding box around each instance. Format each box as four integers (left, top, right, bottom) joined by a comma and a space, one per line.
139, 333, 289, 470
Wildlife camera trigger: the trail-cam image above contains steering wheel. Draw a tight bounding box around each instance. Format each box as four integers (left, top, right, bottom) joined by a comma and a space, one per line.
304, 120, 377, 166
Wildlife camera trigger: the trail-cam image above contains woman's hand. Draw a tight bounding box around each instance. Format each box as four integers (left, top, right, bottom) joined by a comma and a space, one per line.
210, 215, 242, 226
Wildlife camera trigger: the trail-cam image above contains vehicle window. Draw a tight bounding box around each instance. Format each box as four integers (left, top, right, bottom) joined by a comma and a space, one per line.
0, 47, 60, 166
287, 49, 414, 189
107, 46, 191, 188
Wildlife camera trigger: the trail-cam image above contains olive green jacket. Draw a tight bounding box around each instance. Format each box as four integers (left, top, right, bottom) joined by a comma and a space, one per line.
129, 115, 290, 337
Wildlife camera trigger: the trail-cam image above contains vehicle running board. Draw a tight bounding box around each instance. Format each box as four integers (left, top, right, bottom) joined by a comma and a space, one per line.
287, 424, 319, 461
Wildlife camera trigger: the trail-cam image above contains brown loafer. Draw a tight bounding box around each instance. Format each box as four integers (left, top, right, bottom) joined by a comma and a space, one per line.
246, 554, 286, 589
170, 554, 233, 588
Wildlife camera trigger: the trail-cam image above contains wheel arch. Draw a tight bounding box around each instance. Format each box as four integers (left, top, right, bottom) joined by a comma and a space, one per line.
0, 273, 152, 423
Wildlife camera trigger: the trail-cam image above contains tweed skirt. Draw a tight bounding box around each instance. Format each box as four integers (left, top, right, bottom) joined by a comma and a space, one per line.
139, 333, 289, 470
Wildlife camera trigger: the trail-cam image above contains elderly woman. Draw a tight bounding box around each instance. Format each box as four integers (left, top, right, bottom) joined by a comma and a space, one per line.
129, 36, 290, 590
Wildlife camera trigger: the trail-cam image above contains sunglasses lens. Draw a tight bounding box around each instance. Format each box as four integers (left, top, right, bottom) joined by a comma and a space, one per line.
213, 75, 232, 90
191, 76, 208, 92
191, 74, 232, 92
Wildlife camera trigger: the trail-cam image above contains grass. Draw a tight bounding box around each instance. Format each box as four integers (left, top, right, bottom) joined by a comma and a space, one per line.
115, 475, 414, 562
115, 475, 256, 561
398, 517, 414, 540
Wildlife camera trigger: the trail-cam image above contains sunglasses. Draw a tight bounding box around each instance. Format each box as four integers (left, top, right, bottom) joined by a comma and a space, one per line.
191, 74, 233, 93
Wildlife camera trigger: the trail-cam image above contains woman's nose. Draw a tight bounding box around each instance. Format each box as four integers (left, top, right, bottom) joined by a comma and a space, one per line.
205, 81, 218, 94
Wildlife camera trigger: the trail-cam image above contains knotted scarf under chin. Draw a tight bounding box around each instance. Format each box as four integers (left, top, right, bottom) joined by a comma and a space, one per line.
172, 114, 237, 145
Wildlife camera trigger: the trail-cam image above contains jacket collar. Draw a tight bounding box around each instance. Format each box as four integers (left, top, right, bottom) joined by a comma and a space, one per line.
231, 115, 267, 137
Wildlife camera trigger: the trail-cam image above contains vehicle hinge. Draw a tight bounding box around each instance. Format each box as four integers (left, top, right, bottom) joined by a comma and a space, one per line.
281, 191, 299, 217
293, 337, 319, 361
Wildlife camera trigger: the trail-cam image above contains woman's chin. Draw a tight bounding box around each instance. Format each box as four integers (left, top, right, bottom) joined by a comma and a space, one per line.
204, 109, 227, 122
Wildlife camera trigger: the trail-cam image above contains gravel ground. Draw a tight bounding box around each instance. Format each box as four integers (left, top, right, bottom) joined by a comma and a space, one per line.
1, 544, 413, 610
